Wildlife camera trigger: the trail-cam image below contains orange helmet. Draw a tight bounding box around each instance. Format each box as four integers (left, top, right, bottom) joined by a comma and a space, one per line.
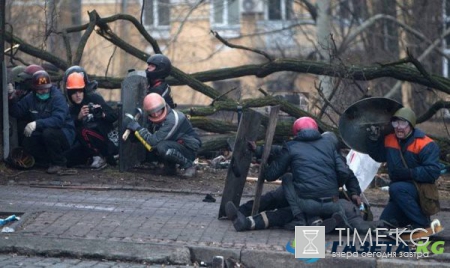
292, 117, 318, 136
143, 93, 168, 123
31, 70, 52, 90
66, 72, 86, 90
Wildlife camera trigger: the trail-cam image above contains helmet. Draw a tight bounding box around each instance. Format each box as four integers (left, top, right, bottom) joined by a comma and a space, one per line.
292, 117, 318, 136
66, 72, 86, 90
7, 147, 35, 169
64, 65, 98, 92
18, 64, 44, 81
392, 107, 416, 127
146, 54, 172, 80
8, 66, 26, 84
31, 70, 52, 90
143, 93, 168, 123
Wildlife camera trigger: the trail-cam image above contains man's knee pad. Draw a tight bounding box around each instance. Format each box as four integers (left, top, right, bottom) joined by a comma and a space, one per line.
164, 148, 190, 168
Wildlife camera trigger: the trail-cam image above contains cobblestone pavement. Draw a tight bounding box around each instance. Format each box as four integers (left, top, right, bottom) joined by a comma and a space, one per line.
1, 186, 450, 267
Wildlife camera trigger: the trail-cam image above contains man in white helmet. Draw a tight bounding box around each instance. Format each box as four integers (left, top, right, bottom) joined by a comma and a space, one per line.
126, 93, 201, 177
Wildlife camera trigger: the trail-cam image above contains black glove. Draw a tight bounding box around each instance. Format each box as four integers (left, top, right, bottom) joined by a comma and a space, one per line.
126, 121, 142, 132
366, 125, 381, 141
390, 168, 412, 181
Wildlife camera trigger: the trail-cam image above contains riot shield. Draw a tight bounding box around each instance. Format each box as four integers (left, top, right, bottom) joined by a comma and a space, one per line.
119, 70, 147, 172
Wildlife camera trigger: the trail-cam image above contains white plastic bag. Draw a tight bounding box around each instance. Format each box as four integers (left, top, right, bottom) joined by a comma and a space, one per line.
346, 149, 381, 192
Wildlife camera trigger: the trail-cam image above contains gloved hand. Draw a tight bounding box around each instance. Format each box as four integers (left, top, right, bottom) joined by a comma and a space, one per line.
351, 195, 362, 207
366, 125, 380, 141
24, 121, 37, 137
390, 168, 412, 181
126, 121, 142, 132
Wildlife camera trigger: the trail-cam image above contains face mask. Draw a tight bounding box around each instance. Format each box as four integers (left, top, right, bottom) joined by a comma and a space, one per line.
36, 92, 50, 100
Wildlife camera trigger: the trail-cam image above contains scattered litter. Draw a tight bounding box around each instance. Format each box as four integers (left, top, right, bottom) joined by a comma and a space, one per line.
203, 194, 216, 203
0, 215, 20, 226
1, 227, 14, 233
381, 186, 389, 191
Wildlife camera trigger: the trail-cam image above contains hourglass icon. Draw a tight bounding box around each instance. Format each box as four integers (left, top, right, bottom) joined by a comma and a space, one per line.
302, 229, 319, 254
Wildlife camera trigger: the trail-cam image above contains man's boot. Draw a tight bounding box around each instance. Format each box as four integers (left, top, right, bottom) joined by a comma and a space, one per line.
225, 202, 268, 232
322, 212, 344, 233
164, 149, 196, 177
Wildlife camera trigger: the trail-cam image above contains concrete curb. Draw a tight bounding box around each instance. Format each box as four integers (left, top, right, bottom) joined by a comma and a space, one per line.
0, 235, 191, 265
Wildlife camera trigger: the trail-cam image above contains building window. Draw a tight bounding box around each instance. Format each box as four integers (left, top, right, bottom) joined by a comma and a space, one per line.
144, 0, 171, 39
211, 0, 240, 38
267, 0, 293, 21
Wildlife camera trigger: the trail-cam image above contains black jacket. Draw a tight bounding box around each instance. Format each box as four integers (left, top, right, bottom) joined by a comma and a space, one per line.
69, 93, 118, 135
264, 129, 354, 199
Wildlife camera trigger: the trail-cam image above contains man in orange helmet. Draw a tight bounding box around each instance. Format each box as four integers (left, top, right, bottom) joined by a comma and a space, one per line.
125, 93, 201, 177
64, 71, 118, 168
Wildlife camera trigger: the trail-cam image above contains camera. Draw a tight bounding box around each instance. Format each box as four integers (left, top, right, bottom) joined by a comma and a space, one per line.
83, 102, 102, 124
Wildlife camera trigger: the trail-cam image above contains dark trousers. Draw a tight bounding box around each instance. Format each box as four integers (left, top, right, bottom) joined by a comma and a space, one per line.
380, 181, 430, 228
239, 186, 294, 228
146, 140, 196, 163
23, 128, 70, 166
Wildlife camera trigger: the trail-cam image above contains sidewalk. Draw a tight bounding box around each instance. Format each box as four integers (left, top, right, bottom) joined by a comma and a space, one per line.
0, 184, 449, 267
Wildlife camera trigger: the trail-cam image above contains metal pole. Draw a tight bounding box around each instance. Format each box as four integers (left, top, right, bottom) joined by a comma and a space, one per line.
1, 0, 8, 160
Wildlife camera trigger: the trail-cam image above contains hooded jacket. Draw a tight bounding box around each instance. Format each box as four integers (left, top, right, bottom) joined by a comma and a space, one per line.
9, 86, 76, 145
263, 129, 353, 199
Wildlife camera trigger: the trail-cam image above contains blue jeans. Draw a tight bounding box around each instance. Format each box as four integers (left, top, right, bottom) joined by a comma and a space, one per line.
380, 181, 430, 228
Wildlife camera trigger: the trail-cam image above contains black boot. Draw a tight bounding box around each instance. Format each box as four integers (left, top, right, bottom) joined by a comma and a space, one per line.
225, 201, 251, 232
322, 213, 344, 233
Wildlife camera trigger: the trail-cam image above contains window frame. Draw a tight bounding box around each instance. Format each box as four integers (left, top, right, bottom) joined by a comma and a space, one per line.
210, 0, 241, 38
143, 0, 171, 39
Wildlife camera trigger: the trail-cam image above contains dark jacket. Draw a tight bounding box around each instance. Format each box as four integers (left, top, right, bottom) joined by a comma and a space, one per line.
69, 93, 118, 135
9, 86, 76, 145
137, 107, 201, 152
147, 80, 176, 108
367, 128, 441, 183
263, 129, 353, 199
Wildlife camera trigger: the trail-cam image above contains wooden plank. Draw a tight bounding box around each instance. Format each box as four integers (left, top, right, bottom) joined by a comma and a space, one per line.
218, 109, 263, 218
251, 105, 280, 215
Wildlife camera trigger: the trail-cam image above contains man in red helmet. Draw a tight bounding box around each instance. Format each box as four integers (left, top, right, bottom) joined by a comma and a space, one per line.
125, 93, 201, 177
9, 70, 76, 174
226, 117, 357, 232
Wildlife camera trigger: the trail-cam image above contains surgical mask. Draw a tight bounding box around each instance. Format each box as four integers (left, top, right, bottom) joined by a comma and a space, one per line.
36, 92, 50, 100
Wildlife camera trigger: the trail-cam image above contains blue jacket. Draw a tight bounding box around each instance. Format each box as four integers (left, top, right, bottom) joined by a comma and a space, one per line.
367, 128, 441, 183
9, 86, 76, 145
264, 129, 354, 199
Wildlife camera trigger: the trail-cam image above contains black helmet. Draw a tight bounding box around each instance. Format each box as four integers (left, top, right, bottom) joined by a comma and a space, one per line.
18, 64, 44, 81
63, 65, 98, 93
146, 54, 172, 80
32, 70, 52, 90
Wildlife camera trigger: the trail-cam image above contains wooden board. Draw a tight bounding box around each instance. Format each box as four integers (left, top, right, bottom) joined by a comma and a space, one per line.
218, 109, 263, 219
387, 219, 444, 242
251, 105, 280, 215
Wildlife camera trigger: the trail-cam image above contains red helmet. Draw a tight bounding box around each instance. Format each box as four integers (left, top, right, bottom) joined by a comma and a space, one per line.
143, 93, 168, 123
18, 64, 44, 80
31, 70, 52, 90
292, 117, 318, 136
66, 72, 86, 90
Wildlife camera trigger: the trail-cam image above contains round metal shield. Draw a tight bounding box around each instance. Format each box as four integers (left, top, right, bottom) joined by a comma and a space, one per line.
338, 97, 403, 153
